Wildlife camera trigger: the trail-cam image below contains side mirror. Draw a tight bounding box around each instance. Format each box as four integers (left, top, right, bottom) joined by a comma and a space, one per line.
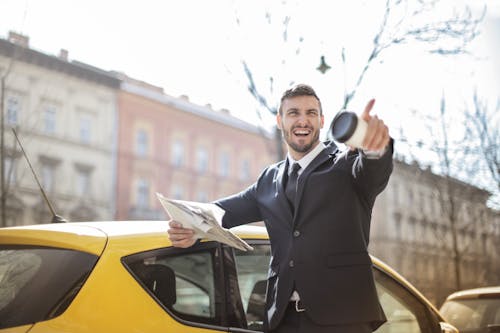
488, 324, 500, 333
440, 322, 459, 333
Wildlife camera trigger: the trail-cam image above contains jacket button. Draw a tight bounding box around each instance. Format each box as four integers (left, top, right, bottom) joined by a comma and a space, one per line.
293, 230, 300, 237
289, 260, 294, 267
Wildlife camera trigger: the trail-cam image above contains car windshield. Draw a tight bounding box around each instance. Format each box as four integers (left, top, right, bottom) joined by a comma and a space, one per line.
0, 246, 98, 329
440, 298, 500, 330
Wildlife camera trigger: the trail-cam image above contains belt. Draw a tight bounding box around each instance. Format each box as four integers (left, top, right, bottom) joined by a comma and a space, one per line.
289, 299, 305, 312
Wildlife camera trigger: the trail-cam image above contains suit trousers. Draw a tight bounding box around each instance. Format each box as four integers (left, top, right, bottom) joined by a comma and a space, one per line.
267, 302, 373, 333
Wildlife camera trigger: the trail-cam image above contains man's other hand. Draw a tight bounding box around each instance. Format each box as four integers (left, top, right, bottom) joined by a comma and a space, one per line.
167, 221, 197, 248
360, 99, 390, 152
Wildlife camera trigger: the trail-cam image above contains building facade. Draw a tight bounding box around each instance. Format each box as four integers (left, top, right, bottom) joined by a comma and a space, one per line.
370, 160, 500, 306
0, 31, 120, 225
115, 77, 275, 221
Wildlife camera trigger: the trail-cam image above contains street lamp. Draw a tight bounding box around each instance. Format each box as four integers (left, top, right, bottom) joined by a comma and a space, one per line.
316, 55, 331, 74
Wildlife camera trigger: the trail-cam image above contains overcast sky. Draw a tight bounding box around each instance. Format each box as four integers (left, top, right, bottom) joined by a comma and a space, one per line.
0, 0, 498, 136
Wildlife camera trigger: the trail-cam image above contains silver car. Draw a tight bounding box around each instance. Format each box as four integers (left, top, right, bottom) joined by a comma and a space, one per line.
440, 286, 500, 333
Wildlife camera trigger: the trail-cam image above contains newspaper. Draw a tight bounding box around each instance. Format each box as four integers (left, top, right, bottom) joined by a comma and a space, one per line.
157, 193, 253, 251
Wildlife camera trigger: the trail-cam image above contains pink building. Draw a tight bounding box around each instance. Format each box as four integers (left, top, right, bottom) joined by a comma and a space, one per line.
116, 78, 275, 220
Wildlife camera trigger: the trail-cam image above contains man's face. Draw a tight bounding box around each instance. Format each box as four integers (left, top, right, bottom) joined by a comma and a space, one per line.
277, 95, 324, 160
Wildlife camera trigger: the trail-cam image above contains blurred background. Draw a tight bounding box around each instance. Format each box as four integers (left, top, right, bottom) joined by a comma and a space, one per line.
0, 0, 498, 306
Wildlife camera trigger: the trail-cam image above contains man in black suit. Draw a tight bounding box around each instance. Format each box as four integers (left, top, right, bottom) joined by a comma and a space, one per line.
168, 84, 392, 332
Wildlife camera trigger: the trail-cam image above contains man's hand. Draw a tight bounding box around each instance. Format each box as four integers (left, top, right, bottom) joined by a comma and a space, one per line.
360, 99, 390, 152
167, 221, 197, 248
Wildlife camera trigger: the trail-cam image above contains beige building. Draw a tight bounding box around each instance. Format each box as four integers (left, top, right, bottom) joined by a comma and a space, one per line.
370, 159, 500, 306
0, 32, 120, 225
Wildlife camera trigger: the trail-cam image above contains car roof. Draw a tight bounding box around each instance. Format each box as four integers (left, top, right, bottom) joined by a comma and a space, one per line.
0, 221, 267, 255
0, 222, 108, 255
445, 286, 500, 301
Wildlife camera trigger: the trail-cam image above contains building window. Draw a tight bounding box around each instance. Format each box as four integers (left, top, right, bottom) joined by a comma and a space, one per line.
196, 146, 209, 174
6, 96, 20, 125
240, 159, 251, 181
3, 157, 16, 185
41, 163, 55, 192
218, 151, 230, 178
172, 140, 185, 167
79, 115, 92, 144
196, 190, 208, 202
408, 217, 417, 242
136, 129, 149, 157
408, 188, 414, 204
172, 184, 185, 200
481, 233, 487, 254
39, 156, 60, 193
393, 212, 402, 240
392, 183, 400, 206
43, 105, 57, 134
419, 190, 426, 213
420, 220, 428, 242
136, 179, 150, 208
430, 193, 436, 215
76, 169, 91, 196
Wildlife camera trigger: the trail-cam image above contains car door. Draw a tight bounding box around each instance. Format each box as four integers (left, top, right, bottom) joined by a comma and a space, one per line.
227, 240, 444, 333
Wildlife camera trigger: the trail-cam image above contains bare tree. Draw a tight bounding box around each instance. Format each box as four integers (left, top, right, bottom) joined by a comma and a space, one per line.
236, 0, 485, 161
338, 0, 485, 112
1, 40, 19, 226
464, 90, 499, 205
1, 72, 7, 225
237, 4, 304, 160
403, 93, 497, 297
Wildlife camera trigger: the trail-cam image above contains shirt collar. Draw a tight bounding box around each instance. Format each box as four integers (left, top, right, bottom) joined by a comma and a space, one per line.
287, 141, 326, 174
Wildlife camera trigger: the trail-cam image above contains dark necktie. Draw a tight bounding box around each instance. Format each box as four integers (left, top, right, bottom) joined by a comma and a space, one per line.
285, 163, 301, 209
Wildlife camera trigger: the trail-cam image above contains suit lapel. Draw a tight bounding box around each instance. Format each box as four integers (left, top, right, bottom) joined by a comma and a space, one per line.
293, 143, 338, 222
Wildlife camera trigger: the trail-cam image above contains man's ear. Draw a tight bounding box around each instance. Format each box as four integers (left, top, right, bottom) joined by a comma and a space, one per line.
276, 113, 282, 130
320, 114, 325, 128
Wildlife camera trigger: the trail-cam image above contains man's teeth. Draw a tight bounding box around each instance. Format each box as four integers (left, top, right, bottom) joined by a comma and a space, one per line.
294, 130, 310, 135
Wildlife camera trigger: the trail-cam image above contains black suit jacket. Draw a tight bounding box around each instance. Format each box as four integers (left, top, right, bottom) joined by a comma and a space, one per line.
216, 141, 393, 330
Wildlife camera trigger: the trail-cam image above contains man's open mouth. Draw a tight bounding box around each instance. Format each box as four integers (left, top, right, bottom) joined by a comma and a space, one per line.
293, 128, 311, 137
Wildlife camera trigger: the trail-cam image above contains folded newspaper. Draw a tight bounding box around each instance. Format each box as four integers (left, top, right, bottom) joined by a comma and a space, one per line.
157, 193, 253, 251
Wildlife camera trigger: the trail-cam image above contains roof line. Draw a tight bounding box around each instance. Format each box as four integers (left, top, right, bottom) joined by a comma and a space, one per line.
122, 82, 272, 137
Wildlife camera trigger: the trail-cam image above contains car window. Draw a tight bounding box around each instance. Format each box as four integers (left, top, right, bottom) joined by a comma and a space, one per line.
233, 243, 271, 331
374, 269, 437, 333
0, 246, 98, 329
124, 245, 222, 326
494, 305, 500, 323
440, 298, 500, 330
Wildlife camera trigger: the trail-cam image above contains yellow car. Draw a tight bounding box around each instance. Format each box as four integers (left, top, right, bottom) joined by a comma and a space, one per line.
0, 221, 457, 333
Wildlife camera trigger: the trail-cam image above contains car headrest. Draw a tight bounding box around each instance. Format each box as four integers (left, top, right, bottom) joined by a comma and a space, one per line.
140, 264, 176, 307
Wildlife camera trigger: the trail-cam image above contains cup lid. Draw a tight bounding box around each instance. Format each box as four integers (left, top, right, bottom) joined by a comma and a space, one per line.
331, 112, 358, 142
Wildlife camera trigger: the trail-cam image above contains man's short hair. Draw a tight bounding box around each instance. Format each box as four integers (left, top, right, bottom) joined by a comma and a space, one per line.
279, 84, 322, 115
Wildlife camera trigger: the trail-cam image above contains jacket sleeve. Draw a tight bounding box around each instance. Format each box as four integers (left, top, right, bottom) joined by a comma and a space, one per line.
350, 139, 394, 207
215, 180, 262, 229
